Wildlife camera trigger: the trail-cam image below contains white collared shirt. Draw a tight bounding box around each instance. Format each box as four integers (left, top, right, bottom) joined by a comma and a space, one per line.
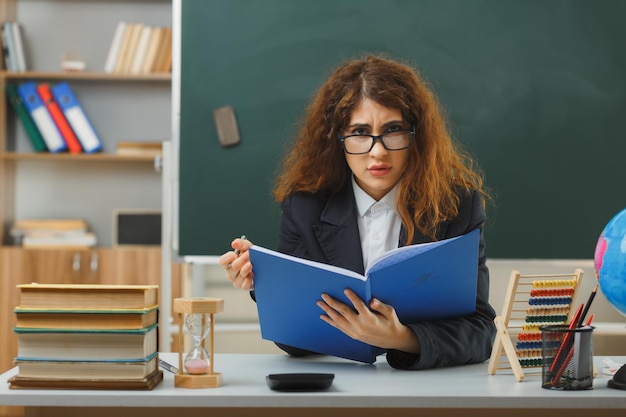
351, 176, 402, 270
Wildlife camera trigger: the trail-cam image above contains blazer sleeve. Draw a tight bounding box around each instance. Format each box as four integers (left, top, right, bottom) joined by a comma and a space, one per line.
386, 189, 497, 370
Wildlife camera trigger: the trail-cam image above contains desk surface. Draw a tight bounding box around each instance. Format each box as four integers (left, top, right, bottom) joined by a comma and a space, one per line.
1, 353, 625, 417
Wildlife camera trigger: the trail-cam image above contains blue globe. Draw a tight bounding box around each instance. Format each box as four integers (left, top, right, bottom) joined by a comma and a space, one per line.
594, 208, 626, 316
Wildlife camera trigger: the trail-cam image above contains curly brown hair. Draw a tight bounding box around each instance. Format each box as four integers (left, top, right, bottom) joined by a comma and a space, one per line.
273, 54, 488, 244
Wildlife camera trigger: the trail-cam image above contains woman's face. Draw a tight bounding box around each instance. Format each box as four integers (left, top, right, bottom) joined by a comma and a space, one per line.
342, 98, 410, 201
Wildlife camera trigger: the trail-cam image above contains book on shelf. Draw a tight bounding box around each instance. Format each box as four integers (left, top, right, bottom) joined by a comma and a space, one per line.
0, 23, 4, 70
10, 218, 92, 246
154, 27, 172, 73
249, 229, 480, 363
141, 27, 163, 74
104, 21, 127, 73
129, 25, 152, 74
8, 369, 163, 390
21, 231, 97, 248
6, 83, 47, 152
37, 83, 83, 153
116, 141, 162, 157
17, 81, 68, 153
1, 21, 18, 72
112, 22, 135, 73
117, 22, 143, 74
17, 283, 159, 310
14, 306, 158, 330
11, 218, 88, 232
14, 353, 158, 380
11, 21, 27, 72
14, 324, 158, 362
1, 22, 9, 70
107, 22, 171, 74
51, 81, 103, 153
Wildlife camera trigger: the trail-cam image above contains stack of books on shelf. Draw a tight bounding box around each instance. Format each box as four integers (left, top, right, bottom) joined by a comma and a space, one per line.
1, 21, 27, 72
6, 80, 103, 154
9, 283, 162, 390
10, 219, 97, 248
116, 141, 162, 158
104, 22, 172, 75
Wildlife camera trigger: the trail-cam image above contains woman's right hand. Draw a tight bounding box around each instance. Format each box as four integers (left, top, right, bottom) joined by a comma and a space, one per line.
218, 237, 255, 290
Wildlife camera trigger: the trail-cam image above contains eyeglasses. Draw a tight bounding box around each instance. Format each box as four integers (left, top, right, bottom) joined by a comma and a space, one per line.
338, 127, 415, 155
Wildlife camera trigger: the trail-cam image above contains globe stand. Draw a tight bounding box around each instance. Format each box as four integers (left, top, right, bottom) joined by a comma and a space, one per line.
173, 297, 224, 388
607, 362, 626, 390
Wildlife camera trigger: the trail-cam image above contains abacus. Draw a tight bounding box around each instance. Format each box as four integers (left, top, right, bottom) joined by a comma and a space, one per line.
487, 269, 584, 381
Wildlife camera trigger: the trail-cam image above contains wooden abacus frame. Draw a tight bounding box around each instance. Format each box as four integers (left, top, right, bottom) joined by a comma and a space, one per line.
487, 269, 584, 382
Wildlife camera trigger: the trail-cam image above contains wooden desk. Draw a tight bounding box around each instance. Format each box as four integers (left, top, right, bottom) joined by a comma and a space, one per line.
1, 353, 624, 417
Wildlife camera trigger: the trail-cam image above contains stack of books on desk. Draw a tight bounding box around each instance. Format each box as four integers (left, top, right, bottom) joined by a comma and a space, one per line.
9, 283, 162, 390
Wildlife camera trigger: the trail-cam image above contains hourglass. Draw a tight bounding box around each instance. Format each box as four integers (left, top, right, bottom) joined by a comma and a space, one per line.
173, 297, 224, 388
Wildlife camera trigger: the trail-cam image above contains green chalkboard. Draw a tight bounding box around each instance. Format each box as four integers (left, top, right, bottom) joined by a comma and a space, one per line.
179, 0, 626, 258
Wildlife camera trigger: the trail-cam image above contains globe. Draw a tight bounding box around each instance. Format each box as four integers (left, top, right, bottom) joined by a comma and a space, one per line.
594, 208, 626, 316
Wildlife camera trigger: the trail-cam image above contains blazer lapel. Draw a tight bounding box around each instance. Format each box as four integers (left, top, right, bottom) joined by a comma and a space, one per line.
313, 184, 365, 274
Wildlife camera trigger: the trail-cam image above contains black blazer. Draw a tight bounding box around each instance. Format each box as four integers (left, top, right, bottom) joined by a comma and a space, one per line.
273, 181, 496, 370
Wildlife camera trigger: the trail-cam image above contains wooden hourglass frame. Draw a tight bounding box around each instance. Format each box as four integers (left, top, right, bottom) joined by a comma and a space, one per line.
173, 297, 224, 388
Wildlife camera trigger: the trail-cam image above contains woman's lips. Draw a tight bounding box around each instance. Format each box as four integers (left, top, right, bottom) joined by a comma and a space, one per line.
368, 165, 391, 176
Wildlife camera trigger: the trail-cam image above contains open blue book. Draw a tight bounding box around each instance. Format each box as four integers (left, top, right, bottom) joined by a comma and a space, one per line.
249, 229, 479, 363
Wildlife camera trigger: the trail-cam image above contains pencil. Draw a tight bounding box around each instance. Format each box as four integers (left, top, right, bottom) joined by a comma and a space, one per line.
576, 284, 598, 328
546, 304, 583, 380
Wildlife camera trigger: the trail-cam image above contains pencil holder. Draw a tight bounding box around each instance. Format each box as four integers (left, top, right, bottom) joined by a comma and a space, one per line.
541, 325, 594, 390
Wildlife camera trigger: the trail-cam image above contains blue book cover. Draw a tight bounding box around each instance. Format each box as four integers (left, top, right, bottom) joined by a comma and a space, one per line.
249, 229, 479, 363
17, 81, 67, 153
50, 81, 103, 153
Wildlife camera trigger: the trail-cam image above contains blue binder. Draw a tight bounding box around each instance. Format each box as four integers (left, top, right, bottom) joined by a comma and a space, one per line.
51, 81, 103, 153
17, 81, 67, 153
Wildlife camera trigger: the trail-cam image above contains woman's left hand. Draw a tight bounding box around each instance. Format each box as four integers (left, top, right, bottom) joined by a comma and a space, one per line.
317, 289, 420, 354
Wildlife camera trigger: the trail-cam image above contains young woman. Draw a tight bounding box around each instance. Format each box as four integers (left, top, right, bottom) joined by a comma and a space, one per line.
219, 54, 496, 370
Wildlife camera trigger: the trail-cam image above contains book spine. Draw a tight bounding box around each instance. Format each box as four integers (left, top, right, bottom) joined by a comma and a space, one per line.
113, 22, 135, 74
6, 83, 47, 152
156, 27, 172, 73
104, 21, 127, 74
50, 81, 103, 153
1, 21, 17, 71
17, 81, 67, 153
11, 21, 27, 72
129, 25, 151, 74
37, 83, 83, 153
141, 27, 162, 74
119, 23, 143, 74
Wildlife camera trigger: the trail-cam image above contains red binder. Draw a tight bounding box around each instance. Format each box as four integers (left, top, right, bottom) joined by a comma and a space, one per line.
37, 83, 83, 153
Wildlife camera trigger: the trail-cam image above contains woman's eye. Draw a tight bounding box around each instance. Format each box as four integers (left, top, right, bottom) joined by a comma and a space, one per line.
387, 125, 402, 133
352, 128, 368, 135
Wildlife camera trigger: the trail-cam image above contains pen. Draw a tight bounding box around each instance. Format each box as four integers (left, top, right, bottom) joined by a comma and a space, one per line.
159, 359, 178, 374
234, 234, 247, 256
228, 235, 247, 269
